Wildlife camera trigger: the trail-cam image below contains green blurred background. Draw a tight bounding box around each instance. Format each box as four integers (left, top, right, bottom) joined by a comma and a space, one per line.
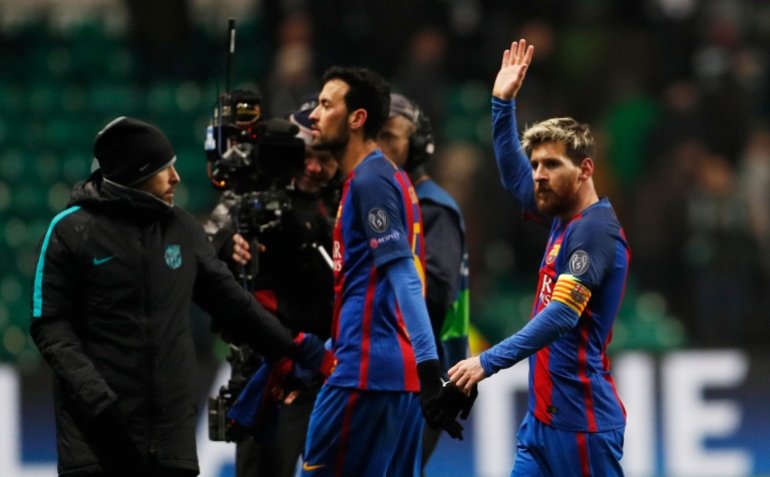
6, 0, 770, 369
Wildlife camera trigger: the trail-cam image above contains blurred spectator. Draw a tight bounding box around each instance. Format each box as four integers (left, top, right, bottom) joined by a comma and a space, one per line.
600, 71, 662, 218
682, 150, 761, 345
124, 0, 193, 80
394, 26, 449, 132
740, 125, 770, 275
691, 11, 764, 161
263, 10, 318, 118
647, 80, 707, 160
631, 140, 703, 333
738, 125, 770, 342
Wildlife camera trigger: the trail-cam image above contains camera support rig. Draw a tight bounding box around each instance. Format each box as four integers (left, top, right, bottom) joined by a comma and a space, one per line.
206, 18, 305, 442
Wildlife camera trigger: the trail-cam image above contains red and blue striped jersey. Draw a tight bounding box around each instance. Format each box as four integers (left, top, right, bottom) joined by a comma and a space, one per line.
491, 97, 628, 432
328, 150, 429, 392
527, 201, 629, 431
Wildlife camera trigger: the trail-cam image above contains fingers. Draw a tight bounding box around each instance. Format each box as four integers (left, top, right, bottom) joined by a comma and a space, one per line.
447, 365, 465, 392
449, 375, 467, 395
523, 43, 534, 66
283, 389, 301, 405
231, 234, 252, 264
443, 419, 464, 440
456, 377, 473, 395
448, 359, 476, 394
233, 235, 250, 252
428, 409, 464, 440
448, 359, 462, 377
453, 371, 477, 395
503, 39, 534, 68
515, 38, 527, 64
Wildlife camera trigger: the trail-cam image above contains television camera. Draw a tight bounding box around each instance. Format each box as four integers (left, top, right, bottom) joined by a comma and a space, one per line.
204, 88, 306, 239
206, 20, 306, 443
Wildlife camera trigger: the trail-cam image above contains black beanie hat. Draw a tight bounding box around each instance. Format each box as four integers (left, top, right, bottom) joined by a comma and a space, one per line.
94, 116, 177, 186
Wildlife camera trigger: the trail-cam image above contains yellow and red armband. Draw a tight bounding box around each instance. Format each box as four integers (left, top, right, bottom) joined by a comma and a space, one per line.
551, 274, 592, 316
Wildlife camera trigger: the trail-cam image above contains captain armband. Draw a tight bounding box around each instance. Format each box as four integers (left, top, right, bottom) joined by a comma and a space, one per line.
551, 274, 592, 315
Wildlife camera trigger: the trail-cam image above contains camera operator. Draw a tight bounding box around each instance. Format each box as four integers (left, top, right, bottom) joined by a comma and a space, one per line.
204, 95, 338, 477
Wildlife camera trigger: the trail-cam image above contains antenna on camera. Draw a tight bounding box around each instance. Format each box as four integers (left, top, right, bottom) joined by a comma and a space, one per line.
225, 18, 236, 97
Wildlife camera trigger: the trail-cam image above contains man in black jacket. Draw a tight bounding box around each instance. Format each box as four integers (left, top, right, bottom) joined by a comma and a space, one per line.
29, 116, 326, 477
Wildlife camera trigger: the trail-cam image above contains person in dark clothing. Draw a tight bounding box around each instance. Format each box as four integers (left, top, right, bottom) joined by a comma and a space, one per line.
377, 93, 470, 473
29, 116, 328, 477
204, 98, 339, 477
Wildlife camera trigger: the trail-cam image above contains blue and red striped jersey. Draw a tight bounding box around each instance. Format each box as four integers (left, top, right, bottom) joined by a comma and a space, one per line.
527, 202, 629, 431
491, 97, 628, 432
328, 150, 430, 392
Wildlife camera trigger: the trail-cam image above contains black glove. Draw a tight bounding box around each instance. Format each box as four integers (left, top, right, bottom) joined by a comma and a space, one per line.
88, 404, 143, 476
417, 360, 464, 439
437, 380, 478, 420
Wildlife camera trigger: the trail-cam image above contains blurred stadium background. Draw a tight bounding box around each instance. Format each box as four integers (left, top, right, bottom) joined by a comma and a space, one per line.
1, 1, 770, 476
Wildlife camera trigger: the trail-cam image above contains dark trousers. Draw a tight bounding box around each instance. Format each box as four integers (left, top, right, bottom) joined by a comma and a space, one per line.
78, 467, 197, 477
421, 423, 442, 476
236, 383, 318, 477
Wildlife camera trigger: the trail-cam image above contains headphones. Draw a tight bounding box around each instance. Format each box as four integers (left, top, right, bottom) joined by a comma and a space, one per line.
390, 94, 435, 173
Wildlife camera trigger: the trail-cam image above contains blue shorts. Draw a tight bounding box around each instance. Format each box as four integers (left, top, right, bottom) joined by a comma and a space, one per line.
301, 384, 423, 477
512, 412, 624, 477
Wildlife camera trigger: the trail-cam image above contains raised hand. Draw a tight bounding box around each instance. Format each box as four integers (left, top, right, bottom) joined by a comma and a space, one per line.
492, 39, 535, 101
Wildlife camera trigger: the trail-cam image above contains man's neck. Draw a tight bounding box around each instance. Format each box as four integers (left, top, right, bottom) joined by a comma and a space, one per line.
558, 187, 599, 222
338, 138, 379, 177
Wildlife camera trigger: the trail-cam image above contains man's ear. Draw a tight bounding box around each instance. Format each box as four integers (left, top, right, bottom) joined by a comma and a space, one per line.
349, 109, 368, 132
579, 157, 594, 181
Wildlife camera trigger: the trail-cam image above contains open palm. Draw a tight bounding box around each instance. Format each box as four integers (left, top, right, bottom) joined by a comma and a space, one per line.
492, 39, 535, 100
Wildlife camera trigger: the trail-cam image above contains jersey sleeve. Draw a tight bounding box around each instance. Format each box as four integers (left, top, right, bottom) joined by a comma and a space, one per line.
351, 163, 414, 268
491, 97, 539, 214
479, 300, 579, 375
384, 257, 438, 364
560, 216, 617, 291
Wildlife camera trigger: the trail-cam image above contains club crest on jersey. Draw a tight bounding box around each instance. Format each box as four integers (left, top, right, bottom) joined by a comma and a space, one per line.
546, 244, 560, 265
367, 208, 389, 233
568, 250, 590, 276
570, 283, 590, 305
164, 244, 182, 270
408, 186, 419, 204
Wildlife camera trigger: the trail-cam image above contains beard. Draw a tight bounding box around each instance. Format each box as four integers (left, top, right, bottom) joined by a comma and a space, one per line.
312, 127, 349, 153
535, 184, 576, 217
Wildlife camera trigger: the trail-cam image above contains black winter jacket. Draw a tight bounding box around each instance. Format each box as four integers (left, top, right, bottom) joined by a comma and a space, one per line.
30, 176, 294, 476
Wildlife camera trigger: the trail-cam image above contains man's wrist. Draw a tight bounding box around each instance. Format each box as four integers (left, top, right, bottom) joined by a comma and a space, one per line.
478, 351, 497, 377
491, 96, 515, 108
417, 359, 444, 391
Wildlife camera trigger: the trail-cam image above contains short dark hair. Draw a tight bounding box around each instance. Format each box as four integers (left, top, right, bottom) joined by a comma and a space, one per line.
521, 117, 595, 165
321, 66, 391, 139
